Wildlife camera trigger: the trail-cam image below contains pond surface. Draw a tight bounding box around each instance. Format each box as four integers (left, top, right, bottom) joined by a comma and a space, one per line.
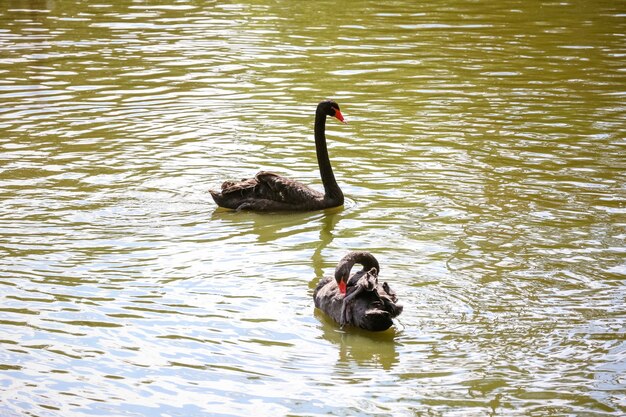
1, 0, 625, 415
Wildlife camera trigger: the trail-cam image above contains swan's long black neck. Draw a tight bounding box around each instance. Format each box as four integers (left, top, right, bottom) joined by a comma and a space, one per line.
315, 108, 344, 205
335, 251, 380, 282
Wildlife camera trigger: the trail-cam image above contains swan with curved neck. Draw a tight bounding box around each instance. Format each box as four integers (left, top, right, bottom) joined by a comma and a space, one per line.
210, 100, 346, 211
313, 251, 403, 331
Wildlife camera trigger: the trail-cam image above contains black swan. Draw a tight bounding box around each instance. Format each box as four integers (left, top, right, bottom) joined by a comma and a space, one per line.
313, 252, 403, 331
210, 100, 346, 211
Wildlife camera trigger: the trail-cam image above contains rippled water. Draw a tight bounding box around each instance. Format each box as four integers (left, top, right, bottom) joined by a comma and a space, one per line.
1, 0, 625, 415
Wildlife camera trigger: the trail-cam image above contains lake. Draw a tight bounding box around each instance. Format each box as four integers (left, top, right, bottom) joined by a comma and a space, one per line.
1, 0, 624, 415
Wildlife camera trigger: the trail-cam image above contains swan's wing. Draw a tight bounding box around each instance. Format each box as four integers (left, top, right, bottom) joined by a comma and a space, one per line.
219, 177, 259, 194
255, 171, 322, 203
313, 275, 344, 324
210, 171, 322, 210
313, 275, 335, 299
209, 176, 262, 210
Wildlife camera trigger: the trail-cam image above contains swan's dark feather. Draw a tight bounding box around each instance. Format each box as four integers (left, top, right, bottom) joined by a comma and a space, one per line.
255, 171, 324, 203
209, 171, 325, 211
313, 275, 342, 316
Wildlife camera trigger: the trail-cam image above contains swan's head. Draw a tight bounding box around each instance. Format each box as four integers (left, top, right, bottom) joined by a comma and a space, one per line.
318, 100, 346, 124
335, 266, 349, 295
334, 251, 380, 295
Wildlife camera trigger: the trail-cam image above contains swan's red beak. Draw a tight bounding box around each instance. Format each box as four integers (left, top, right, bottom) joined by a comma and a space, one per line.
333, 109, 347, 124
338, 278, 347, 295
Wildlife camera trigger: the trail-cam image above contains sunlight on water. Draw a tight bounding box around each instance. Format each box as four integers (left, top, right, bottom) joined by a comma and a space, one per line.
1, 0, 625, 416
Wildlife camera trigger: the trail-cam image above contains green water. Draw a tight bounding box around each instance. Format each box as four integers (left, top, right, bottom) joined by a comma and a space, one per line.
1, 0, 624, 416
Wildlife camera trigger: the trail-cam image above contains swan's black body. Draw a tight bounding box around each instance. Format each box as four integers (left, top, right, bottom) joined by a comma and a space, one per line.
313, 252, 403, 331
210, 100, 345, 211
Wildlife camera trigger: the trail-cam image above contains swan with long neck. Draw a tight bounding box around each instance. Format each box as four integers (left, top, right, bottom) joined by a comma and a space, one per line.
210, 100, 346, 211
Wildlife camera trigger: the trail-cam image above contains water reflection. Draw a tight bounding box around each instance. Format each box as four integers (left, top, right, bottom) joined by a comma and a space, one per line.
310, 208, 341, 280
210, 208, 337, 245
315, 309, 400, 370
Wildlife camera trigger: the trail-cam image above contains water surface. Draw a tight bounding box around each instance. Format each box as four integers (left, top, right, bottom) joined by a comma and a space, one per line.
1, 0, 625, 416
